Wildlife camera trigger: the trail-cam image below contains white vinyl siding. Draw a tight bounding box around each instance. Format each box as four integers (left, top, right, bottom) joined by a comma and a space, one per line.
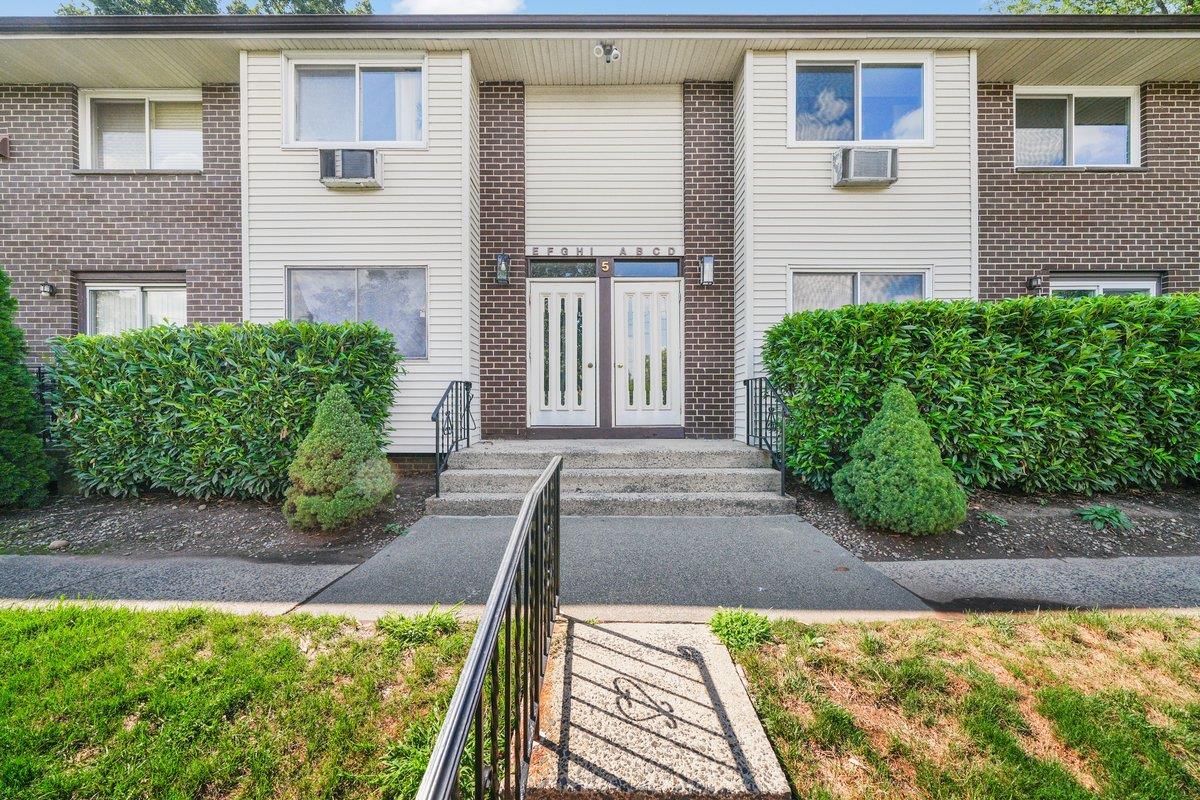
732, 57, 752, 440
525, 85, 684, 253
243, 50, 471, 452
736, 51, 975, 431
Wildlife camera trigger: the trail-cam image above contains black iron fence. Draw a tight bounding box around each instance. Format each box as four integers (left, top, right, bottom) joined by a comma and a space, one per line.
744, 376, 790, 496
31, 365, 56, 445
415, 456, 563, 800
433, 380, 475, 497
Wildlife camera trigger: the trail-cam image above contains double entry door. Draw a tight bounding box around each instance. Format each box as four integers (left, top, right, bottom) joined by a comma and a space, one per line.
528, 263, 682, 430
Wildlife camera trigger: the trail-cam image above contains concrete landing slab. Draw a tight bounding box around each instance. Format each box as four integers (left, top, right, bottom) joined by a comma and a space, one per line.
528, 620, 790, 800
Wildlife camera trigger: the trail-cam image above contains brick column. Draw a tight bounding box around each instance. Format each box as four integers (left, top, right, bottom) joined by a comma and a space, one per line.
978, 82, 1200, 299
682, 82, 735, 438
478, 82, 528, 438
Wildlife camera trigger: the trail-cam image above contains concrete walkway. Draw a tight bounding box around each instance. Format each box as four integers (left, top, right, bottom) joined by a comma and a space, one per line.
876, 555, 1200, 611
302, 515, 930, 621
527, 620, 790, 800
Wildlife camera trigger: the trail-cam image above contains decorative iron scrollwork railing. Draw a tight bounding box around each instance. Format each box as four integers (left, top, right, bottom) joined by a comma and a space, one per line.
432, 380, 475, 497
415, 456, 563, 800
744, 376, 790, 496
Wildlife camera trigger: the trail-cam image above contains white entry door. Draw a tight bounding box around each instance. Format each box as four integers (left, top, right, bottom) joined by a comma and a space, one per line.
528, 281, 598, 427
612, 280, 683, 427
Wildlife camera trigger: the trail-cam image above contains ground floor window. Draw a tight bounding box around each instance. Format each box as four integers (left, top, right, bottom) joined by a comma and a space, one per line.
1049, 275, 1159, 298
286, 267, 428, 359
790, 269, 928, 312
84, 283, 186, 335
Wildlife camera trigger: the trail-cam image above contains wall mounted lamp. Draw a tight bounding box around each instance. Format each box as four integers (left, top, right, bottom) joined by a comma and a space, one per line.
39, 281, 57, 298
700, 255, 715, 286
1026, 275, 1044, 292
495, 253, 510, 286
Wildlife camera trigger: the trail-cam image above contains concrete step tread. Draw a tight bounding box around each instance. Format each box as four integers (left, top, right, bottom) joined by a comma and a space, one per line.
443, 467, 781, 475
463, 438, 764, 455
432, 490, 792, 500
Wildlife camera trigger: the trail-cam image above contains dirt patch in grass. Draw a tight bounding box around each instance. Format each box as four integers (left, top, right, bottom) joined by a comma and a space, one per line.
0, 473, 433, 564
791, 479, 1200, 561
732, 611, 1200, 800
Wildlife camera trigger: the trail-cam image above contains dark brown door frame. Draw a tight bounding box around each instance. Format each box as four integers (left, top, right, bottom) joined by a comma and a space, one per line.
526, 256, 684, 439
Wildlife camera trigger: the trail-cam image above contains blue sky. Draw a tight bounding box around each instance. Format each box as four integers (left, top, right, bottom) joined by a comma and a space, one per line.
2, 0, 991, 16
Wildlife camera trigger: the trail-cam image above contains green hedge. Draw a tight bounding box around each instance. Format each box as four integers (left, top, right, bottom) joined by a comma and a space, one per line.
763, 294, 1200, 494
51, 322, 400, 500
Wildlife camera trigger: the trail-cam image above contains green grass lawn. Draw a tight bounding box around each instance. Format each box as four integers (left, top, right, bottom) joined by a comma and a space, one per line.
724, 611, 1200, 800
0, 604, 471, 800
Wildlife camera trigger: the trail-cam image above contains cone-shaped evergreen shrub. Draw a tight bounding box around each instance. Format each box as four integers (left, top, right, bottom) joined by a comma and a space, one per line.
283, 385, 396, 531
832, 384, 966, 536
0, 268, 50, 509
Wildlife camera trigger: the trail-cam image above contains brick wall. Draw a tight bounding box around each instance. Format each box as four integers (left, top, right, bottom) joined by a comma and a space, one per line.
978, 82, 1200, 299
682, 82, 735, 438
0, 83, 242, 360
477, 82, 528, 438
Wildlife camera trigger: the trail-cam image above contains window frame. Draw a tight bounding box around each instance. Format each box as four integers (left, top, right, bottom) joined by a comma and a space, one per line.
1012, 85, 1142, 169
77, 89, 204, 172
282, 52, 428, 150
787, 51, 935, 149
1049, 275, 1159, 297
284, 265, 430, 360
787, 266, 933, 312
81, 280, 188, 335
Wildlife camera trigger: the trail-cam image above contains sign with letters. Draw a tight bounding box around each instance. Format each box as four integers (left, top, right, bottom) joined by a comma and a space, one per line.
526, 245, 680, 258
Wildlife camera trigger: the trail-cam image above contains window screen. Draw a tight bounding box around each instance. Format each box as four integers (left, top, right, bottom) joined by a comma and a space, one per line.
792, 273, 855, 311
1015, 97, 1068, 167
296, 67, 356, 142
859, 273, 925, 304
92, 100, 146, 170
795, 65, 855, 142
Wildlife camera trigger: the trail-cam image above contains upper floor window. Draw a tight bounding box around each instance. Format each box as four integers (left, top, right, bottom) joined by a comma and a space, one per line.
789, 53, 932, 147
1014, 87, 1140, 168
79, 90, 202, 171
288, 58, 425, 147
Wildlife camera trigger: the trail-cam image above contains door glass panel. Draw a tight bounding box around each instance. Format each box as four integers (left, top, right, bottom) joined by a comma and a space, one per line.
859, 273, 925, 304
559, 297, 567, 407
532, 260, 596, 278
542, 297, 550, 407
659, 302, 669, 407
625, 297, 635, 406
642, 296, 652, 407
613, 260, 679, 278
576, 297, 584, 406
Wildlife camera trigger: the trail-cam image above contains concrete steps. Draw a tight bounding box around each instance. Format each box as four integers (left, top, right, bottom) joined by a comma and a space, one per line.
426, 439, 792, 517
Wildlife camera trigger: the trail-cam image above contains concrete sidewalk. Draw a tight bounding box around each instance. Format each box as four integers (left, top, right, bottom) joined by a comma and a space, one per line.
876, 555, 1200, 612
0, 554, 355, 615
302, 515, 930, 621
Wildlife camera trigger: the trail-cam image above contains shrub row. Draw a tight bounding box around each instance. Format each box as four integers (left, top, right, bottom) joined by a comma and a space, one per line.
763, 294, 1200, 494
52, 322, 400, 500
0, 268, 50, 509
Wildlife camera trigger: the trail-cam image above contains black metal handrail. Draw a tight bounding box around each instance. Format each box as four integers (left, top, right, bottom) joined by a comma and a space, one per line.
31, 365, 56, 446
744, 376, 790, 496
432, 380, 475, 497
415, 456, 563, 800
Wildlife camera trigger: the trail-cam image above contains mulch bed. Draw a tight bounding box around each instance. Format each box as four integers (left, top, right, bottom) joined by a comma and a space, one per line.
0, 473, 434, 565
790, 479, 1200, 562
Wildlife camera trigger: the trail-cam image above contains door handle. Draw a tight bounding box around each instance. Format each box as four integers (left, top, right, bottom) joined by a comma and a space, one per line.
615, 363, 624, 369
586, 362, 594, 368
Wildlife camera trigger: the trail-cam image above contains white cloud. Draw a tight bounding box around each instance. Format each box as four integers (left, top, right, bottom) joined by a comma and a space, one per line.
392, 0, 524, 12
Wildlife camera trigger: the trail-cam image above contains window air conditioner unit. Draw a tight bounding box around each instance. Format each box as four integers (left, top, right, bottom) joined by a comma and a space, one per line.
319, 149, 383, 189
832, 147, 898, 188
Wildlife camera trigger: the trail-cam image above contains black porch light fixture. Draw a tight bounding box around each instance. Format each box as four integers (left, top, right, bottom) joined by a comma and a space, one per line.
1026, 275, 1044, 292
699, 255, 715, 286
495, 253, 511, 286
